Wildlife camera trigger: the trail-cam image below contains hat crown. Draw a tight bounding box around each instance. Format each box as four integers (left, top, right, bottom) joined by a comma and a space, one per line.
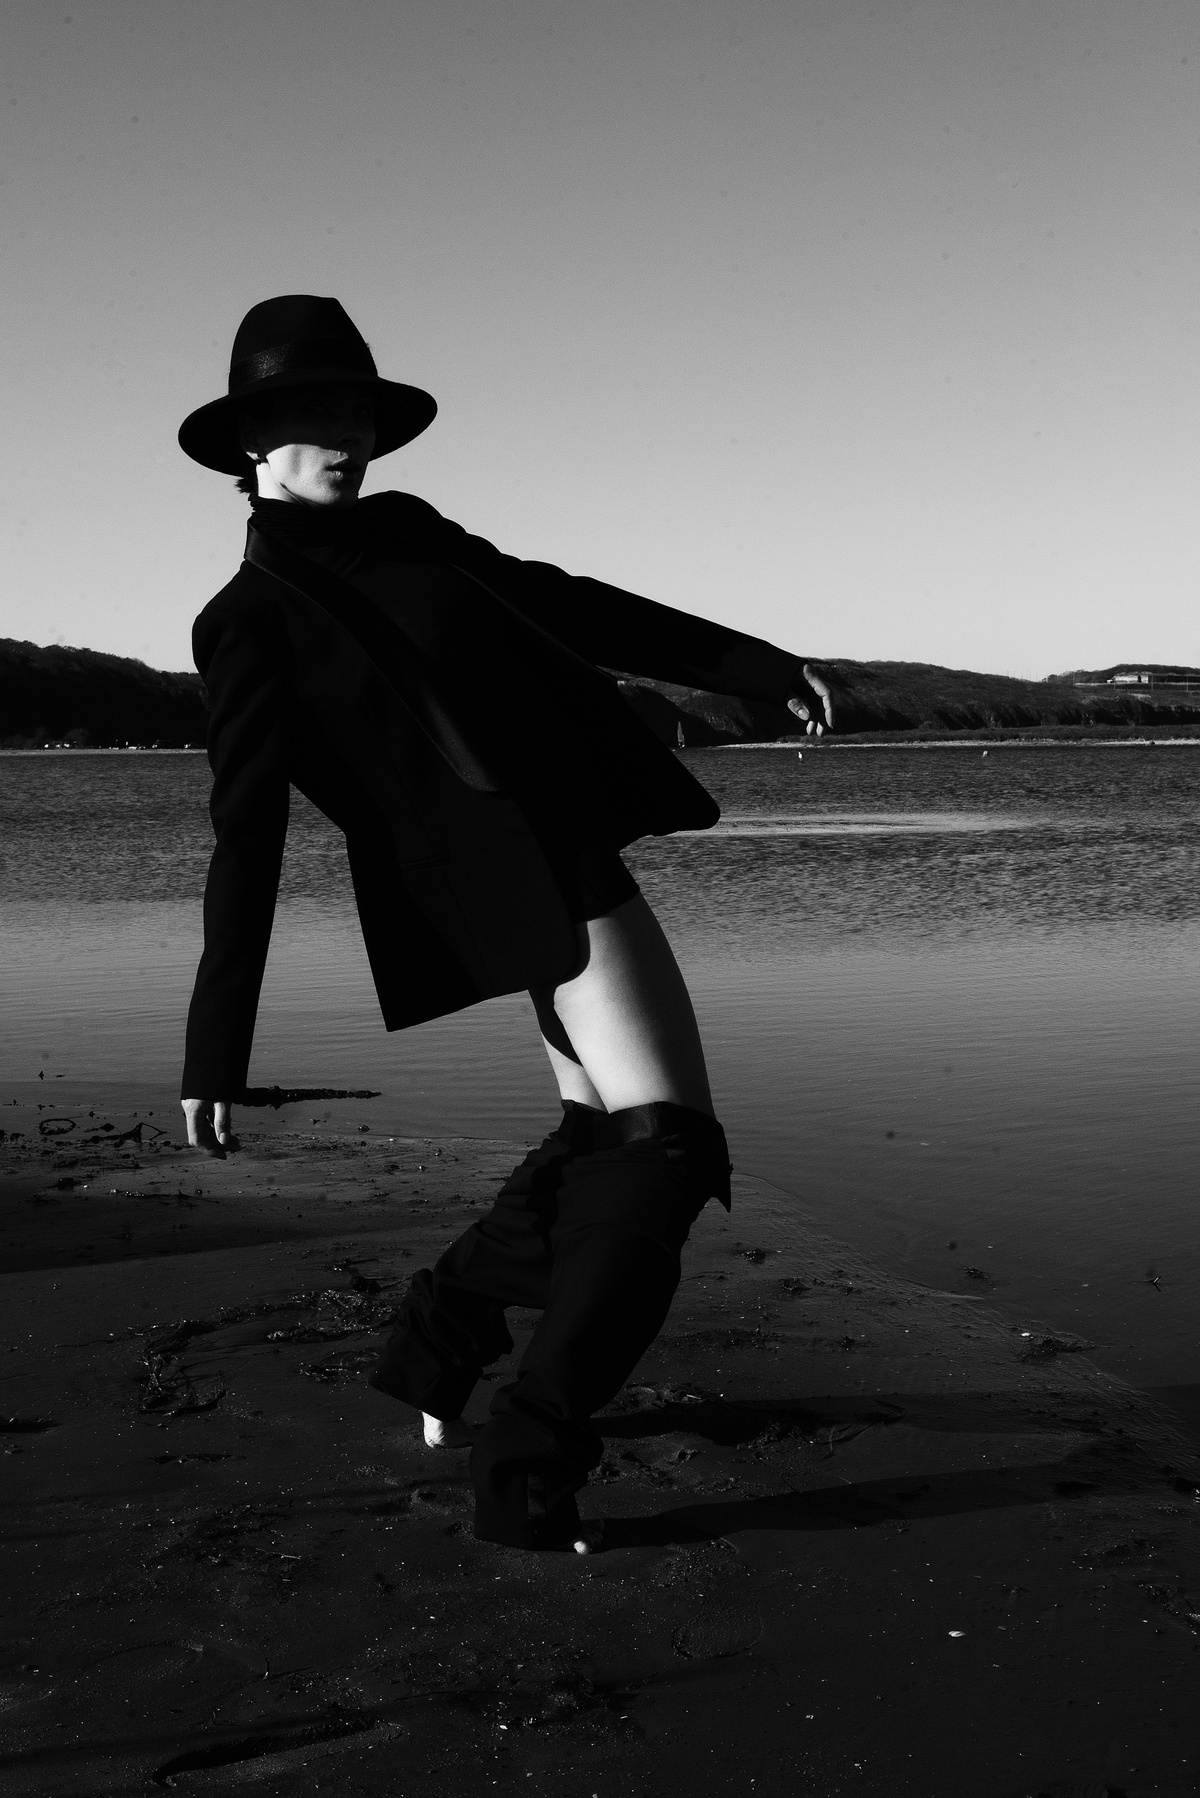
179, 293, 436, 474
227, 294, 377, 393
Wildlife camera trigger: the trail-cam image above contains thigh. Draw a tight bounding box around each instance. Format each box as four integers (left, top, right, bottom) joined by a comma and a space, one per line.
535, 894, 714, 1116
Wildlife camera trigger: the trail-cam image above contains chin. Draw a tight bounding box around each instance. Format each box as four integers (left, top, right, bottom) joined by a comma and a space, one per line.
302, 483, 351, 507
326, 474, 363, 505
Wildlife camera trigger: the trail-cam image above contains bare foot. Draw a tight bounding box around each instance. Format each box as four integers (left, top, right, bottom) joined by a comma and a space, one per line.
422, 1414, 476, 1449
572, 1521, 604, 1555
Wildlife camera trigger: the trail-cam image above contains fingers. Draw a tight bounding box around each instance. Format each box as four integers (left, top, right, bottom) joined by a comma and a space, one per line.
786, 698, 824, 736
787, 666, 836, 734
212, 1101, 239, 1152
802, 662, 836, 729
180, 1098, 237, 1158
181, 1098, 212, 1152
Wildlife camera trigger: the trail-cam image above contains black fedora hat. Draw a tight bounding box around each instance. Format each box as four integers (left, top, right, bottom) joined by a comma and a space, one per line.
178, 294, 437, 475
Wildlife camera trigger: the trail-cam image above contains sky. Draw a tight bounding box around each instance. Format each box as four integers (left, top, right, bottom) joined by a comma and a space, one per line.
3, 0, 1199, 679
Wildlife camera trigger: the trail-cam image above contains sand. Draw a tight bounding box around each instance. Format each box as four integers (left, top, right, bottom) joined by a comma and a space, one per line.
3, 1080, 1200, 1797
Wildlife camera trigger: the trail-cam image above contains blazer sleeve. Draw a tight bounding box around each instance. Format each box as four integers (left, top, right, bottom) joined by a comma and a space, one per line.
180, 596, 291, 1100
415, 505, 810, 705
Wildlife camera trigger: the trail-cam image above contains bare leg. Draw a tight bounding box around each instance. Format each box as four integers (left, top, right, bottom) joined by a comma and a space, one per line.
530, 895, 714, 1553
532, 893, 714, 1116
420, 895, 716, 1536
540, 1035, 605, 1110
403, 904, 714, 1536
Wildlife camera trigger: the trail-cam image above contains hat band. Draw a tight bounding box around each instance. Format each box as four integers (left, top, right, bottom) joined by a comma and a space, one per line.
228, 336, 378, 392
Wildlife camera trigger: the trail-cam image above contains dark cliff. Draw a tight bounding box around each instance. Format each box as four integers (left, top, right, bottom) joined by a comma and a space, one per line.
0, 640, 207, 749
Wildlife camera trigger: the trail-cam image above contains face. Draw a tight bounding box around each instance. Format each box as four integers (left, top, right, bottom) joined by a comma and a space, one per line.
239, 384, 376, 507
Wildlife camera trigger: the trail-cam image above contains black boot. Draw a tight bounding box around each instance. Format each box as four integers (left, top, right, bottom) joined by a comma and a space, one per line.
368, 1101, 605, 1417
469, 1103, 732, 1549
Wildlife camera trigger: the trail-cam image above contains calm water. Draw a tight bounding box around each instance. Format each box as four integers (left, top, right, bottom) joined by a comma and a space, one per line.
4, 744, 1200, 1390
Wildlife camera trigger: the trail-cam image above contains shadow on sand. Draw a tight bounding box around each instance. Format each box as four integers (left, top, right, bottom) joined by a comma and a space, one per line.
593, 1388, 1198, 1551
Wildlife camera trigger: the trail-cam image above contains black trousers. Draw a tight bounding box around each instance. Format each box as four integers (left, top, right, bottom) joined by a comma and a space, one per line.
370, 1101, 731, 1548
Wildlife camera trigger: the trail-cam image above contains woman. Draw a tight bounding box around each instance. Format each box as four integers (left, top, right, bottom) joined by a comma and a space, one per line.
178, 294, 835, 1554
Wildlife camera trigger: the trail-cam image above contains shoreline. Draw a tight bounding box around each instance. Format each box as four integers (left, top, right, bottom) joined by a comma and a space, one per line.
0, 746, 206, 756
7, 734, 1200, 759
712, 735, 1200, 750
4, 1085, 1200, 1793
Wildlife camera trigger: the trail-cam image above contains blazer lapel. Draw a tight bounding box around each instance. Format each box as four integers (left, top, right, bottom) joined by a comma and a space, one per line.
245, 524, 500, 793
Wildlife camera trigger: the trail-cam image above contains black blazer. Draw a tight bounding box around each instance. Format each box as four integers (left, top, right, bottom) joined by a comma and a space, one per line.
181, 492, 810, 1099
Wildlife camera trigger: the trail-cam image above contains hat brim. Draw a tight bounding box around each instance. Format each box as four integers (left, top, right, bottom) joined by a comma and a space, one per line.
177, 369, 437, 475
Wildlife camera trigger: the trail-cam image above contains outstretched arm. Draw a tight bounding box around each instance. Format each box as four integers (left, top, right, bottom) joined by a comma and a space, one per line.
403, 500, 836, 722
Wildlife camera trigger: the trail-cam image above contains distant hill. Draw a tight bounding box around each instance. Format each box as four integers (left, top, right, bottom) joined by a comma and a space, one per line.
0, 639, 207, 749
5, 636, 1199, 753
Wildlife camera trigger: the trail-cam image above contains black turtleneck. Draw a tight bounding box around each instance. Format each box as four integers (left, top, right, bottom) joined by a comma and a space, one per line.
247, 493, 443, 580
248, 495, 372, 549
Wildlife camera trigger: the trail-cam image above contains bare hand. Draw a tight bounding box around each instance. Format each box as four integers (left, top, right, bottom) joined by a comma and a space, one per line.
786, 662, 836, 735
181, 1097, 239, 1158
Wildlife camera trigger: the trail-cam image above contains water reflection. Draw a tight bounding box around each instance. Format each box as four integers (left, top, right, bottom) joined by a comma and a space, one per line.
3, 746, 1200, 1388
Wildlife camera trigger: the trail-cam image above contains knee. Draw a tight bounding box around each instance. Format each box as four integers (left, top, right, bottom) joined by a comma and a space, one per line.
396, 1258, 513, 1365
481, 1379, 605, 1470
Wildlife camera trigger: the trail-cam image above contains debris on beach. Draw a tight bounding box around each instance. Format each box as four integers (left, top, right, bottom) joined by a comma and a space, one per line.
241, 1085, 383, 1108
7, 1125, 1200, 1792
1019, 1331, 1095, 1361
264, 1282, 396, 1343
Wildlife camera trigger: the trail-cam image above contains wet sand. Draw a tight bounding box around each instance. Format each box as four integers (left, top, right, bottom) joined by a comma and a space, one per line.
3, 1082, 1200, 1797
